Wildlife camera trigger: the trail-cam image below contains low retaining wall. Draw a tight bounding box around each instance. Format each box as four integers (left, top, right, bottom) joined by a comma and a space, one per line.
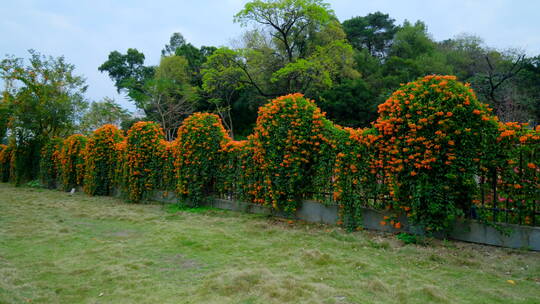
102, 189, 540, 251
449, 220, 540, 251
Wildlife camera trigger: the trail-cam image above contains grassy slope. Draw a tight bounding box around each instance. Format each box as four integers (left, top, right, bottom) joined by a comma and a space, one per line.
0, 183, 539, 304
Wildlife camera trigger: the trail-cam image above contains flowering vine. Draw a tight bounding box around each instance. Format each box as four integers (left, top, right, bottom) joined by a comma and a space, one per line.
0, 143, 13, 182
245, 93, 332, 213
2, 75, 538, 232
173, 113, 231, 205
39, 138, 64, 188
83, 124, 125, 196
58, 134, 87, 191
124, 121, 166, 203
372, 75, 501, 231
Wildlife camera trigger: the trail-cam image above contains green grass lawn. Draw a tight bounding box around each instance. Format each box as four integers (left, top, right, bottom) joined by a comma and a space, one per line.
0, 183, 539, 303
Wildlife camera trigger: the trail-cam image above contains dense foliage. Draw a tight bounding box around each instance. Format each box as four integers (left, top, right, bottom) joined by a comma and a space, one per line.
2, 0, 540, 192
123, 121, 166, 203
0, 50, 88, 184
173, 113, 231, 205
1, 75, 538, 233
0, 143, 13, 182
39, 138, 64, 188
83, 125, 125, 196
372, 75, 500, 231
58, 134, 87, 191
91, 0, 540, 141
243, 94, 334, 212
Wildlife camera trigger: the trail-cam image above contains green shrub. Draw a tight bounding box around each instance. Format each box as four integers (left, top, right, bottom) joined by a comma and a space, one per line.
373, 75, 500, 232
174, 113, 231, 206
39, 138, 63, 189
83, 124, 125, 196
0, 143, 13, 182
58, 134, 87, 191
244, 93, 333, 213
124, 121, 166, 203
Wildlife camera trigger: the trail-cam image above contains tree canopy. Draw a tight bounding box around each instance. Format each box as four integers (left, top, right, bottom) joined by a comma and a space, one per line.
0, 50, 89, 181
92, 0, 540, 138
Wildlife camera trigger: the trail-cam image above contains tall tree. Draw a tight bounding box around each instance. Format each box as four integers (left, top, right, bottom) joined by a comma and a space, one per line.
206, 0, 358, 98
162, 32, 217, 86
200, 0, 360, 135
146, 55, 198, 140
517, 55, 540, 124
202, 48, 249, 137
100, 34, 217, 138
98, 48, 155, 110
381, 20, 451, 89
342, 12, 398, 58
161, 32, 187, 56
234, 0, 334, 63
389, 20, 435, 59
0, 94, 10, 144
0, 50, 88, 181
438, 34, 486, 80
1, 50, 88, 139
476, 49, 527, 119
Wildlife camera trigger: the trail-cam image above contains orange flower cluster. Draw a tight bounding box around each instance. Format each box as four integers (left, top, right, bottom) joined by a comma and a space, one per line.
173, 113, 231, 205
39, 138, 64, 188
83, 124, 125, 196
0, 143, 13, 182
123, 121, 166, 203
58, 134, 87, 191
243, 93, 333, 212
371, 75, 501, 231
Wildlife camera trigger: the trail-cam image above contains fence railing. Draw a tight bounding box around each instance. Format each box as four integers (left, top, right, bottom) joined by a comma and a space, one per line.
215, 170, 539, 227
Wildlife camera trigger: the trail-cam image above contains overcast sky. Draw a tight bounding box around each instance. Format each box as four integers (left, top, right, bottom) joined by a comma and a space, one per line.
1, 0, 539, 111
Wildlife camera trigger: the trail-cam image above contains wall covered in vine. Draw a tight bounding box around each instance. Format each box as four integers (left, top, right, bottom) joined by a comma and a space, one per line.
2, 75, 538, 233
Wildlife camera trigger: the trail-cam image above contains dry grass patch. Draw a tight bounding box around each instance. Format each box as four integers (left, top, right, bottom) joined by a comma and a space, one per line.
0, 183, 539, 303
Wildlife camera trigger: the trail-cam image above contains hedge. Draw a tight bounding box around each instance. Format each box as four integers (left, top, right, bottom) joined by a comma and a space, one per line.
4, 75, 539, 233
123, 121, 165, 203
0, 143, 13, 182
173, 113, 231, 206
83, 124, 125, 196
58, 134, 87, 191
39, 137, 64, 189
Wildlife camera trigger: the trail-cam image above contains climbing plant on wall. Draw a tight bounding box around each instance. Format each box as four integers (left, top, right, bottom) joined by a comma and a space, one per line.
83, 124, 125, 196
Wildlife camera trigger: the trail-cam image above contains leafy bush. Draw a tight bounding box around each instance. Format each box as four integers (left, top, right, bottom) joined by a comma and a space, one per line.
25, 179, 45, 189
372, 75, 500, 232
158, 140, 177, 191
124, 121, 166, 203
58, 134, 87, 191
39, 138, 64, 189
83, 124, 125, 195
0, 143, 13, 182
244, 93, 333, 213
11, 140, 42, 186
174, 113, 231, 205
396, 232, 427, 245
